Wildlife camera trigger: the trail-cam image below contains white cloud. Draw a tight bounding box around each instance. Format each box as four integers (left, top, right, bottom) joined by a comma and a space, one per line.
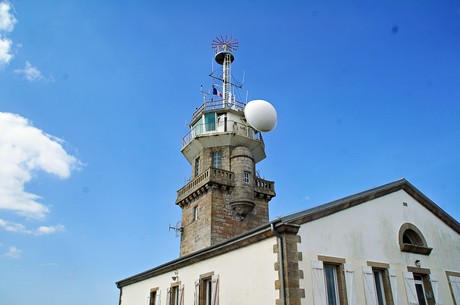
0, 219, 64, 235
14, 61, 48, 82
0, 1, 15, 66
0, 219, 27, 233
0, 36, 13, 65
4, 246, 21, 259
35, 224, 65, 235
0, 112, 79, 219
0, 1, 16, 32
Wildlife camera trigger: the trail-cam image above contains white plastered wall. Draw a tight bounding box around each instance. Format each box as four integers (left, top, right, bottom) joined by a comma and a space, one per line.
120, 236, 279, 305
297, 189, 460, 305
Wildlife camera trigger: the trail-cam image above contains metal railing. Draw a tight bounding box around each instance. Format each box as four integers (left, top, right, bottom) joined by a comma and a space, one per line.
182, 120, 263, 148
191, 99, 246, 122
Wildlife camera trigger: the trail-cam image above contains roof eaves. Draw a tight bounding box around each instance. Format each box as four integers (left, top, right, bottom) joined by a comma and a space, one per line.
279, 178, 460, 234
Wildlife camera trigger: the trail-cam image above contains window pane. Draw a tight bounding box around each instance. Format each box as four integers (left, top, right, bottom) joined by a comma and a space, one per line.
204, 113, 216, 131
415, 283, 427, 305
195, 157, 200, 177
244, 171, 250, 184
212, 152, 221, 168
193, 117, 204, 136
324, 265, 339, 305
193, 206, 198, 221
206, 280, 212, 305
374, 271, 386, 305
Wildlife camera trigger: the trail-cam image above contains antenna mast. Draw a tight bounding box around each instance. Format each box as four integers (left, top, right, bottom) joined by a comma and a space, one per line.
211, 35, 238, 106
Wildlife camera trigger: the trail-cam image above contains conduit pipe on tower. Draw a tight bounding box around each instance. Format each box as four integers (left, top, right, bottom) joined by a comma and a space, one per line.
271, 219, 286, 305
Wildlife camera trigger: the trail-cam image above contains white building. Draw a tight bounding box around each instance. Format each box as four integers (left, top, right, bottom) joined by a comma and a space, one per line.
116, 39, 460, 305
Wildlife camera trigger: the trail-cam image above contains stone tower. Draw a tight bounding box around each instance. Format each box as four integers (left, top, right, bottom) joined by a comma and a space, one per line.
176, 37, 276, 257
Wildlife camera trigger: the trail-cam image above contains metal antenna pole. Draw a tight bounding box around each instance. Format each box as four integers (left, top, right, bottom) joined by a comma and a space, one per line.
211, 36, 238, 109
222, 49, 232, 106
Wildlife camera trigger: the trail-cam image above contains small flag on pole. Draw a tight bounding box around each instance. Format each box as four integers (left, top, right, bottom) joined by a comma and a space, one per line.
213, 86, 223, 97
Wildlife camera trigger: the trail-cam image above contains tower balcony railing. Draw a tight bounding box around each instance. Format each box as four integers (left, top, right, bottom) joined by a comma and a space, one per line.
176, 167, 235, 204
191, 99, 246, 122
182, 120, 263, 148
255, 177, 275, 191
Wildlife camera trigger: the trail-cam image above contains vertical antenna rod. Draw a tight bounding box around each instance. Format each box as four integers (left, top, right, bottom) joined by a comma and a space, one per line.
211, 36, 238, 107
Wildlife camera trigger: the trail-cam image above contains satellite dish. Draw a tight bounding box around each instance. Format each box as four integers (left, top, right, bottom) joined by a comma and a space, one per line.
244, 99, 277, 132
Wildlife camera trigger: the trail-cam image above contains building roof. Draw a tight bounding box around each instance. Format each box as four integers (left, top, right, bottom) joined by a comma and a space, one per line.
279, 178, 460, 234
116, 178, 460, 288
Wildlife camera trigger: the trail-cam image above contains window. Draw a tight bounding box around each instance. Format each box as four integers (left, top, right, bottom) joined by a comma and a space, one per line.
403, 229, 423, 245
363, 263, 397, 305
414, 275, 428, 305
193, 117, 204, 137
202, 278, 212, 305
374, 270, 387, 305
212, 152, 221, 169
167, 284, 184, 305
193, 206, 198, 222
204, 113, 216, 132
404, 270, 439, 305
398, 223, 432, 255
149, 288, 160, 305
171, 286, 179, 305
195, 157, 200, 177
195, 273, 219, 305
243, 171, 250, 184
312, 257, 349, 305
446, 271, 460, 305
324, 264, 341, 305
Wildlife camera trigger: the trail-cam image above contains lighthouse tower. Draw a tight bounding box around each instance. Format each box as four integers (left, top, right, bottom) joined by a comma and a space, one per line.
176, 37, 276, 257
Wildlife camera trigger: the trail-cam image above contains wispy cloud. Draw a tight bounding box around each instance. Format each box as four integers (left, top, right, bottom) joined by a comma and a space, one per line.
14, 61, 50, 82
0, 112, 80, 219
0, 36, 13, 65
36, 224, 65, 235
0, 1, 16, 32
0, 1, 16, 66
0, 219, 65, 235
4, 246, 21, 259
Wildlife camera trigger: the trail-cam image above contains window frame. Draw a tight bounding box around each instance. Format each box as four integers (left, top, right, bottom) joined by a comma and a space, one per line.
197, 272, 217, 305
204, 113, 216, 132
243, 171, 250, 184
406, 267, 436, 305
149, 288, 159, 305
195, 157, 201, 177
170, 285, 179, 305
318, 256, 348, 305
212, 151, 222, 169
193, 206, 198, 222
398, 223, 432, 255
446, 271, 460, 305
366, 261, 395, 305
413, 274, 429, 305
324, 264, 341, 305
374, 270, 387, 305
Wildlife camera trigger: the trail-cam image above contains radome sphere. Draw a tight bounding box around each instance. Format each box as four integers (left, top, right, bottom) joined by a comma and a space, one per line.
244, 100, 277, 132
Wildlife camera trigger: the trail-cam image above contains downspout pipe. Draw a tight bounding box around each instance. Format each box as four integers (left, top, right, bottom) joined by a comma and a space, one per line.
118, 286, 122, 305
271, 220, 286, 305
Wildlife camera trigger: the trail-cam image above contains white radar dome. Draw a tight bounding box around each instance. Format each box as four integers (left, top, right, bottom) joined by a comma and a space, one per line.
244, 99, 277, 132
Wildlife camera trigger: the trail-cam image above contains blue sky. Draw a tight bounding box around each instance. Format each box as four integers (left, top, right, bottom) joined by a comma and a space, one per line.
1, 1, 459, 304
